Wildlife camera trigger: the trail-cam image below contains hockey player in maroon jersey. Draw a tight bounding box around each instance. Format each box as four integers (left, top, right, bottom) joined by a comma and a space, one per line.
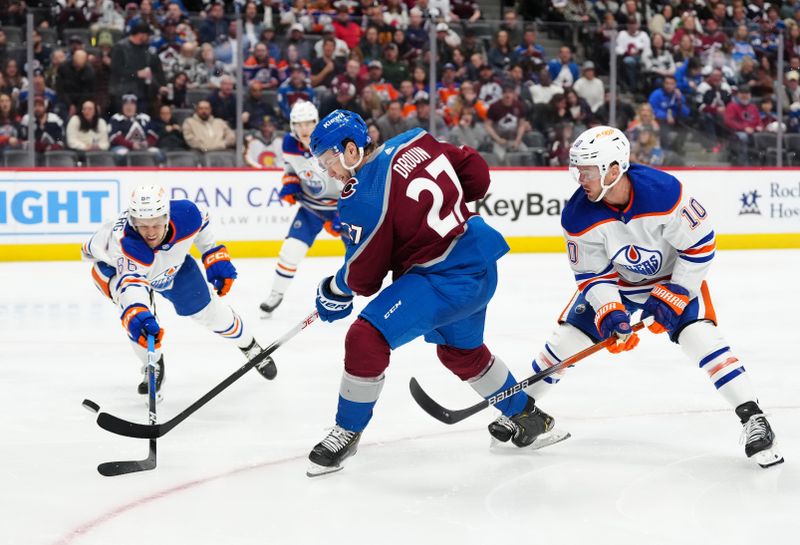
304, 109, 561, 476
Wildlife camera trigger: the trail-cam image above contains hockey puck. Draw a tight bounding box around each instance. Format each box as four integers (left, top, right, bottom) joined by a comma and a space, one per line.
82, 399, 100, 413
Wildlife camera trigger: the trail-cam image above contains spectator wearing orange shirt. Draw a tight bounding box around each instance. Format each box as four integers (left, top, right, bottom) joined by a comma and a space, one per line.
365, 60, 400, 104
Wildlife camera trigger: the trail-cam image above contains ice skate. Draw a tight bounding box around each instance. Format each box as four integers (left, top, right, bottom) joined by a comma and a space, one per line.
737, 401, 784, 468
259, 292, 283, 318
137, 355, 164, 402
307, 425, 361, 477
488, 396, 568, 449
241, 339, 277, 380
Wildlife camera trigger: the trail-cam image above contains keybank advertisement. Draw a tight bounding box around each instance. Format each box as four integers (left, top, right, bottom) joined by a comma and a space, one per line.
0, 169, 798, 246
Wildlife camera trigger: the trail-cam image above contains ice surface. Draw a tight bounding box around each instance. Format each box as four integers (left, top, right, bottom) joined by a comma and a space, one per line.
0, 251, 798, 545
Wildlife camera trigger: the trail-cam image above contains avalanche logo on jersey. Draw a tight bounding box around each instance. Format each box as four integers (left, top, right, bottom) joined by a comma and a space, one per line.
612, 245, 663, 276
149, 266, 179, 291
341, 178, 358, 199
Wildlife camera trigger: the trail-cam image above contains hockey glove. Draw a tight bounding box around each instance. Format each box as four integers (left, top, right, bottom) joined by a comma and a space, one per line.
202, 245, 238, 296
324, 215, 342, 237
642, 283, 690, 335
316, 276, 353, 322
279, 174, 302, 205
595, 302, 639, 354
122, 304, 164, 349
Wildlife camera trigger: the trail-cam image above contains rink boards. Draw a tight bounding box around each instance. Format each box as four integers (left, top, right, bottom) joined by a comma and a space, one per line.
0, 167, 798, 261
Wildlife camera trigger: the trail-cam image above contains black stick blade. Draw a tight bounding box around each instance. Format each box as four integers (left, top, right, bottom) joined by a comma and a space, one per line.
97, 458, 156, 476
82, 399, 100, 413
408, 378, 488, 425
97, 412, 163, 439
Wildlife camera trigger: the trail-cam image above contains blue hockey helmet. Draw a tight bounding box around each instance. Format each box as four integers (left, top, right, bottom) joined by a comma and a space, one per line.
310, 109, 371, 159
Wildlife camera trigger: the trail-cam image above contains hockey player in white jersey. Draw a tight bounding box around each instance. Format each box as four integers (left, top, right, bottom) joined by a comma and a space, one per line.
492, 126, 783, 468
83, 184, 277, 395
259, 101, 343, 317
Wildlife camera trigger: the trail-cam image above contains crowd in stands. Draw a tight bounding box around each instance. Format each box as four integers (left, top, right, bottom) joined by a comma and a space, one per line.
0, 0, 799, 167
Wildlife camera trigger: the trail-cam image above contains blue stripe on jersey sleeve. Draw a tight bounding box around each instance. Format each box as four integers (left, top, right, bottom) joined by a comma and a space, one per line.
679, 252, 715, 263
684, 230, 715, 251
574, 262, 614, 281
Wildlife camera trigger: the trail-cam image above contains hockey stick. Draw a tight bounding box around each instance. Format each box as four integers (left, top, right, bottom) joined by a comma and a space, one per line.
90, 335, 158, 476
88, 310, 319, 440
409, 320, 647, 425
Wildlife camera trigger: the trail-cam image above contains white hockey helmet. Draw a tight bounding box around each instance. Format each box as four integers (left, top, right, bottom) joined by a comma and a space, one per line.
569, 125, 630, 203
128, 184, 170, 225
290, 100, 319, 141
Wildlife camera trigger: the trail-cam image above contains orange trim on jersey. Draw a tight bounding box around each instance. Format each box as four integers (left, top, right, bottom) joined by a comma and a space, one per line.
682, 242, 716, 255
630, 186, 683, 221
566, 217, 617, 237
557, 290, 579, 323
119, 277, 149, 287
168, 218, 201, 246
91, 267, 111, 298
622, 186, 635, 214
706, 356, 739, 377
700, 281, 717, 323
578, 272, 619, 291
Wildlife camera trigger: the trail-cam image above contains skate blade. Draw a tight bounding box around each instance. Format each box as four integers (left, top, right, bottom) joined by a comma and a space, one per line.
259, 311, 274, 320
306, 461, 345, 478
529, 429, 571, 450
753, 446, 784, 468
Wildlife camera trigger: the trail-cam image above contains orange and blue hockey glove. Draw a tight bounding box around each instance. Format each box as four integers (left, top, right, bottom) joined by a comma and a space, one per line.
279, 174, 302, 205
595, 302, 640, 354
121, 304, 164, 348
324, 214, 342, 237
202, 245, 237, 296
642, 283, 690, 335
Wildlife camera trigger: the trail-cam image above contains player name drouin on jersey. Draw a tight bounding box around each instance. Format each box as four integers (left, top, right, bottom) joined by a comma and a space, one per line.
392, 146, 432, 179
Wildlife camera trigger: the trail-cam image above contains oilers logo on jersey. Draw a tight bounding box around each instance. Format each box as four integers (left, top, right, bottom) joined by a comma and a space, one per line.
149, 265, 179, 290
612, 245, 663, 276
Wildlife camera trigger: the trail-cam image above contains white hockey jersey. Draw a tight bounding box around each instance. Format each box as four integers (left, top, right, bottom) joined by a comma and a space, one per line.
561, 163, 716, 311
82, 200, 218, 311
282, 133, 340, 212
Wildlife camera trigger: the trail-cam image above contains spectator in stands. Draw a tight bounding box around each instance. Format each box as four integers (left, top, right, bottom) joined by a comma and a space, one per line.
367, 122, 382, 145
109, 93, 159, 164
461, 29, 486, 61
673, 33, 696, 64
732, 25, 758, 66
485, 83, 530, 161
548, 46, 580, 89
277, 63, 315, 120
283, 23, 312, 63
626, 102, 660, 143
126, 0, 160, 35
277, 43, 311, 81
476, 63, 503, 106
110, 21, 166, 113
3, 58, 26, 98
366, 60, 400, 104
242, 1, 264, 48
18, 69, 59, 115
162, 1, 189, 27
56, 49, 95, 118
405, 8, 428, 56
91, 0, 125, 32
696, 67, 732, 153
310, 37, 343, 89
616, 19, 651, 95
332, 57, 367, 96
648, 75, 689, 152
548, 122, 574, 166
160, 71, 189, 108
642, 33, 676, 91
594, 90, 637, 130
182, 99, 235, 152
450, 0, 481, 23
543, 93, 574, 137
20, 96, 64, 153
375, 99, 411, 140
31, 29, 53, 71
675, 57, 704, 101
573, 61, 604, 113
89, 32, 114, 116
408, 91, 448, 137
356, 26, 383, 65
320, 81, 366, 119
445, 80, 488, 126
759, 96, 782, 132
437, 63, 460, 105
435, 22, 460, 66
244, 114, 283, 168
66, 100, 109, 155
449, 107, 490, 151
630, 127, 665, 165
332, 5, 362, 50
258, 26, 281, 61
410, 64, 430, 94
242, 79, 273, 130
152, 104, 187, 151
199, 2, 229, 46
208, 75, 236, 127
381, 43, 409, 89
243, 42, 278, 88
564, 0, 598, 49
512, 28, 546, 70
359, 85, 384, 124
649, 4, 677, 43
367, 3, 396, 45
384, 0, 410, 27
215, 20, 250, 69
780, 70, 800, 111
488, 30, 513, 73
55, 0, 90, 30
529, 67, 564, 105
190, 43, 229, 89
315, 23, 350, 60
565, 88, 592, 127
725, 85, 762, 165
0, 92, 20, 153
500, 8, 524, 45
616, 0, 642, 25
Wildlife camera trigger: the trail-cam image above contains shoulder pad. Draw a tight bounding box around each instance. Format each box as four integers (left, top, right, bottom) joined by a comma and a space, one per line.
561, 187, 616, 236
167, 200, 203, 243
120, 225, 155, 267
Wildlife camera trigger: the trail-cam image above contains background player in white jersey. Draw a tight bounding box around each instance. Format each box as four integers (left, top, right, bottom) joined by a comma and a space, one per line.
509, 126, 782, 468
259, 101, 343, 317
83, 184, 277, 395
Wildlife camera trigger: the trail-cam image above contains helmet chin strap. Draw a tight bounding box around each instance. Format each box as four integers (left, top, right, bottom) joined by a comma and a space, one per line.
338, 146, 364, 176
591, 167, 625, 203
